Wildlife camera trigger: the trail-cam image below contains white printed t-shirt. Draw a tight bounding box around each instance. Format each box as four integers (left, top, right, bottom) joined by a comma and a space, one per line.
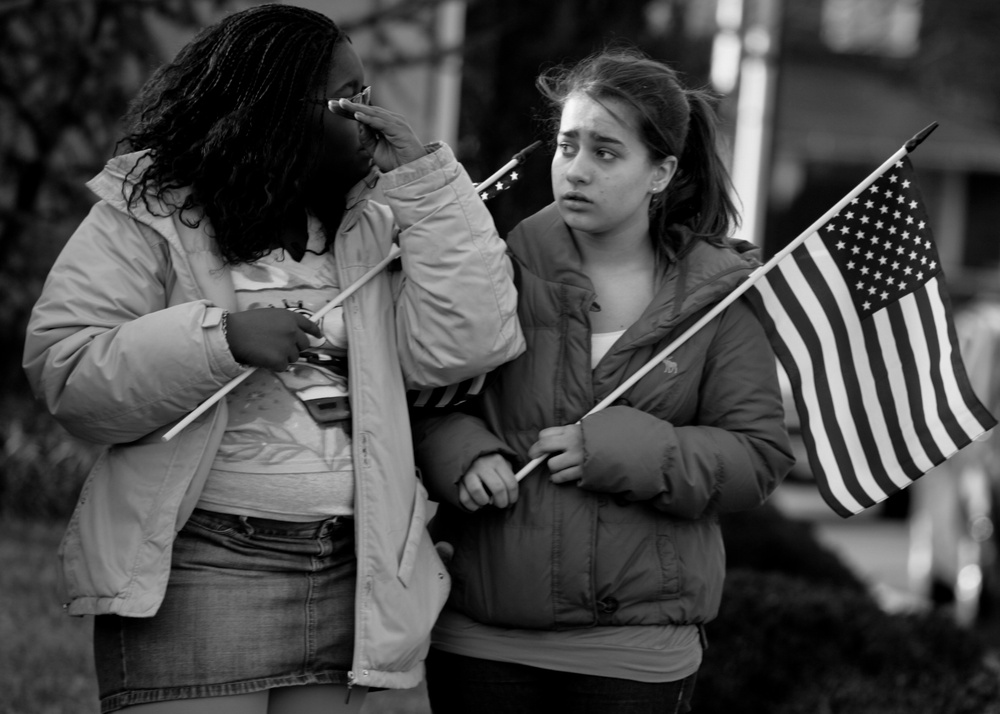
198, 217, 355, 521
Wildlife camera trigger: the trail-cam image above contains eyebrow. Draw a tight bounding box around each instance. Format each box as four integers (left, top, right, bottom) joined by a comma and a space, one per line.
559, 128, 627, 149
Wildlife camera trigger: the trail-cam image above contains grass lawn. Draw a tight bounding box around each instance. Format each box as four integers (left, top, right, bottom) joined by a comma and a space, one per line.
0, 517, 430, 714
1, 516, 98, 714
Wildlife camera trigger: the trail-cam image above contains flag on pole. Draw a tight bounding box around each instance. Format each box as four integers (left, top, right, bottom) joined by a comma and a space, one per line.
744, 154, 997, 517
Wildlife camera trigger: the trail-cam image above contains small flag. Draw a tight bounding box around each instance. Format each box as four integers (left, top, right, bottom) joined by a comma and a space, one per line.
745, 155, 996, 517
407, 372, 493, 409
406, 140, 540, 410
476, 170, 521, 202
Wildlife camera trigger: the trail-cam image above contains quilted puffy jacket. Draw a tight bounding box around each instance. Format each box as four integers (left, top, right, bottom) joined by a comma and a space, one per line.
416, 203, 794, 630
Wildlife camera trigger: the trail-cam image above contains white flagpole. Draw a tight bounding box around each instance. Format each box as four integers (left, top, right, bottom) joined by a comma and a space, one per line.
514, 124, 937, 482
162, 142, 544, 443
475, 140, 542, 193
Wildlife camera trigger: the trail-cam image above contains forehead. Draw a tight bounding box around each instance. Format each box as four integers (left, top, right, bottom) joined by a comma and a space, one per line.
322, 41, 364, 95
558, 93, 638, 143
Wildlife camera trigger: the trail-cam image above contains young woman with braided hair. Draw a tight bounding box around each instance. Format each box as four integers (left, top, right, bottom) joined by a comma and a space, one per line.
414, 48, 794, 713
23, 4, 522, 713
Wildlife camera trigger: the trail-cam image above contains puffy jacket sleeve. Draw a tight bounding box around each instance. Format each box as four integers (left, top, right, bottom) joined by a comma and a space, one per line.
380, 144, 524, 388
22, 202, 246, 445
577, 298, 795, 518
412, 410, 517, 509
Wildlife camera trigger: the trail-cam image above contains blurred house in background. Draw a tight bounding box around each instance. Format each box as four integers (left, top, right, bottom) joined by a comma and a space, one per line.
717, 0, 1000, 300
717, 0, 1000, 626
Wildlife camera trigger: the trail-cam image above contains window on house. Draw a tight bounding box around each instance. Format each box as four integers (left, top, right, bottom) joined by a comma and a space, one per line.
820, 0, 922, 57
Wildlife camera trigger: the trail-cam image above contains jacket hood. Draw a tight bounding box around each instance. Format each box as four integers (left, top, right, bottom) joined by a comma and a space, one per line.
87, 150, 382, 236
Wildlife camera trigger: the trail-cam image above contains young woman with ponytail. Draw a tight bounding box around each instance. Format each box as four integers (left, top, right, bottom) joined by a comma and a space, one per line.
414, 48, 794, 714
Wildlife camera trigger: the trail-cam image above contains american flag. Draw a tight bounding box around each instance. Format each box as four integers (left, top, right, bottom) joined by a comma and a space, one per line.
407, 371, 492, 408
745, 155, 996, 517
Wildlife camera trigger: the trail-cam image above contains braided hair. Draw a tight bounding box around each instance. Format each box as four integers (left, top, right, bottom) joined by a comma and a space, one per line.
119, 4, 346, 265
537, 48, 741, 260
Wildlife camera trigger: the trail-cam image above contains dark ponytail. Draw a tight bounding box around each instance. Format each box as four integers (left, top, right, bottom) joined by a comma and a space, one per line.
651, 87, 741, 247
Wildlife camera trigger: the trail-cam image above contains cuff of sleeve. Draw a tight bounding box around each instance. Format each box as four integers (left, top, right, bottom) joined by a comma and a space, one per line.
379, 142, 452, 193
202, 307, 250, 377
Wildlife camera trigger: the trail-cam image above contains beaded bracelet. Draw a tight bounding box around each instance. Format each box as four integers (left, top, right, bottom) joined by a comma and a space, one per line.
220, 311, 249, 370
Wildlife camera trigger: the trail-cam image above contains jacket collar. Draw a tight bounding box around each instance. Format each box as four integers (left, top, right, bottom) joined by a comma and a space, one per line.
88, 150, 380, 242
508, 202, 761, 347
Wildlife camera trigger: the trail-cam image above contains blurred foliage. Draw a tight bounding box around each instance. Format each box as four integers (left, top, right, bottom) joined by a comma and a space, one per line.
0, 395, 97, 518
696, 568, 1000, 714
780, 0, 1000, 127
0, 0, 232, 517
701, 506, 1000, 713
0, 0, 232, 395
907, 0, 1000, 126
0, 517, 98, 714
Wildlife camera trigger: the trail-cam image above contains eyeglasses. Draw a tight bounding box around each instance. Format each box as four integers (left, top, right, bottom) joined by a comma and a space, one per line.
347, 85, 372, 106
306, 85, 372, 109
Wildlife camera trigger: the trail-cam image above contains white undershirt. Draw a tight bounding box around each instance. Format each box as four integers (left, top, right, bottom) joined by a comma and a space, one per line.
591, 329, 626, 369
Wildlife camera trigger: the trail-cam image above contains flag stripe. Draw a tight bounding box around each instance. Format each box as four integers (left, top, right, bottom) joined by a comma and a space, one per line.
408, 372, 489, 409
925, 280, 996, 441
917, 285, 962, 443
748, 266, 873, 514
859, 309, 929, 481
795, 240, 905, 497
884, 297, 947, 465
780, 246, 890, 504
744, 281, 862, 515
868, 305, 936, 474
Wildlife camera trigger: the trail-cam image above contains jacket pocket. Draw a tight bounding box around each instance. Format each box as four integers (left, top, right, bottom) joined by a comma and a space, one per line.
397, 481, 428, 586
596, 505, 681, 605
58, 451, 105, 607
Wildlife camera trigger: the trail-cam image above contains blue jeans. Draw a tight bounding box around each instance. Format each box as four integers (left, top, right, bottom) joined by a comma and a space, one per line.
425, 648, 697, 714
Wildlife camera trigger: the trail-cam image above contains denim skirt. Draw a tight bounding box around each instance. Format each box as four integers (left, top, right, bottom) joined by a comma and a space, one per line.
94, 509, 356, 713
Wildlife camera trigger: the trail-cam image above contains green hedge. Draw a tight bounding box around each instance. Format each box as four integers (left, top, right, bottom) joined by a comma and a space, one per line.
688, 505, 1000, 713
1, 397, 96, 519
694, 568, 1000, 713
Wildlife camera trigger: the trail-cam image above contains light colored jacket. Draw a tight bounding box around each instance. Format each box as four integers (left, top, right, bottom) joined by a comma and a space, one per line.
22, 144, 524, 690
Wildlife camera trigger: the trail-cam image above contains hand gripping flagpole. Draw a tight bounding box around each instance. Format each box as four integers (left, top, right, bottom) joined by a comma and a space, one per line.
162, 140, 544, 443
513, 123, 939, 482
